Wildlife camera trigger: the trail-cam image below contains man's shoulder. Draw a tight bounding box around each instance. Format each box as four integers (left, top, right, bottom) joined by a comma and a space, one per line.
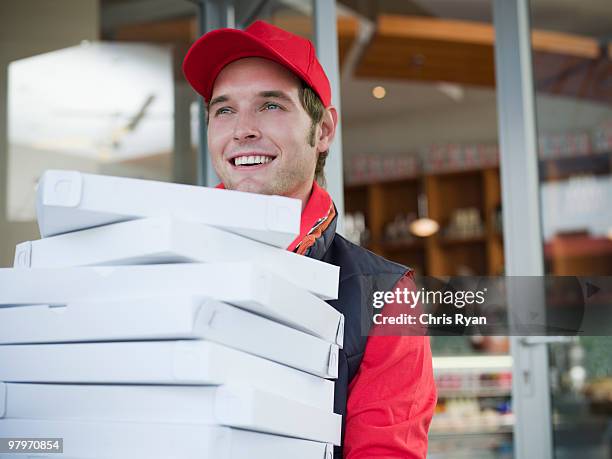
325, 233, 410, 281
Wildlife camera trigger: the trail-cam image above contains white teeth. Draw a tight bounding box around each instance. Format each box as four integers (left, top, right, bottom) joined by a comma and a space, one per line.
234, 155, 273, 166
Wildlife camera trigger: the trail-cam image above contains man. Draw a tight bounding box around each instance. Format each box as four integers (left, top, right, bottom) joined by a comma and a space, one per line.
183, 20, 436, 458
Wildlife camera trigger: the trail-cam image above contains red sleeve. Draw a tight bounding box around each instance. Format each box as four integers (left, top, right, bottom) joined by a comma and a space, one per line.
343, 272, 437, 459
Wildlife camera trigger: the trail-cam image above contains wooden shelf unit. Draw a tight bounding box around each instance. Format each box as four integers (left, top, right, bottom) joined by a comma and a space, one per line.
544, 235, 612, 275
344, 168, 504, 276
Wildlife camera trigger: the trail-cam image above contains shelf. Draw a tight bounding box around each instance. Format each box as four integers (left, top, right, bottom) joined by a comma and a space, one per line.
429, 424, 514, 437
544, 235, 612, 258
437, 234, 487, 246
344, 167, 504, 275
433, 355, 513, 372
437, 388, 512, 398
430, 415, 514, 437
378, 239, 425, 251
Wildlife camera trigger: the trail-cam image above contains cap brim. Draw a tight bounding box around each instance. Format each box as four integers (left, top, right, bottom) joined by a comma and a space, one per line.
182, 28, 309, 103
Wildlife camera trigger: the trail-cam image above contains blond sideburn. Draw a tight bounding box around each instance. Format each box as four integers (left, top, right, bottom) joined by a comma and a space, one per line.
298, 82, 327, 188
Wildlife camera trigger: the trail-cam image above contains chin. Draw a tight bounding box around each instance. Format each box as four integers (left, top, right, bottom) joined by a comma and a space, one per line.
230, 180, 272, 196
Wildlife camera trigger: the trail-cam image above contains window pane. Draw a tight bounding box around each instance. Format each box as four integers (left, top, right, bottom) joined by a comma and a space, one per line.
529, 1, 612, 457
1, 0, 198, 266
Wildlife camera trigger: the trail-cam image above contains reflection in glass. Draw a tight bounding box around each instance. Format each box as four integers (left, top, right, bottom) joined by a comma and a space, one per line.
530, 1, 612, 457
7, 42, 174, 222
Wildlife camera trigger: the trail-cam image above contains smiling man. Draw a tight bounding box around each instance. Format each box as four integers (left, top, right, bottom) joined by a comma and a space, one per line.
207, 56, 334, 205
183, 20, 436, 458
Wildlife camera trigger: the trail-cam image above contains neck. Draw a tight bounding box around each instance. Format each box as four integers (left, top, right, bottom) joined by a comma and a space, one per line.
289, 182, 314, 212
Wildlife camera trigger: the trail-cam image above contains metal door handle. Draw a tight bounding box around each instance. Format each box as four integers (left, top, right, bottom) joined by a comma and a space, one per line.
520, 336, 575, 346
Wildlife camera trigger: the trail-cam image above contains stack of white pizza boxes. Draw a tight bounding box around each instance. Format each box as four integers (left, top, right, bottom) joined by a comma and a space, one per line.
0, 170, 343, 459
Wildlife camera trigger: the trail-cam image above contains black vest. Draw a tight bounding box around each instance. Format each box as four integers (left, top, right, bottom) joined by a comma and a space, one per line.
305, 214, 409, 458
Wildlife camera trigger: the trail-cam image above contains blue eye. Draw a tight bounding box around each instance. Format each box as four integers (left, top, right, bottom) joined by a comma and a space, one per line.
263, 102, 281, 110
215, 107, 232, 116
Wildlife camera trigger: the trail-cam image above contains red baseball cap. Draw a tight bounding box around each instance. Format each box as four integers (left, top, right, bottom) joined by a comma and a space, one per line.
182, 20, 331, 107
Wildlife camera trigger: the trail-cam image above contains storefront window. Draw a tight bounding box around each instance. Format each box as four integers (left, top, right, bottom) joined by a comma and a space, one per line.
0, 0, 198, 266
337, 2, 512, 457
341, 3, 502, 277
529, 0, 612, 456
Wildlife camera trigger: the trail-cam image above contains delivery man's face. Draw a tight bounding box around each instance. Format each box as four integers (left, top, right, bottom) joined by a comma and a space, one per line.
208, 57, 318, 201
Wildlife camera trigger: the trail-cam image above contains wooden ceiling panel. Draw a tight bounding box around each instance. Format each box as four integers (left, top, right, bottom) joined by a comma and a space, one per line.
111, 13, 609, 104
355, 14, 611, 104
115, 17, 197, 43
533, 53, 612, 103
357, 34, 495, 86
337, 16, 358, 68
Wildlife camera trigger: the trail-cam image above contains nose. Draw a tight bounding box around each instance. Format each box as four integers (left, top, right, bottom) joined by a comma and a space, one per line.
232, 111, 261, 142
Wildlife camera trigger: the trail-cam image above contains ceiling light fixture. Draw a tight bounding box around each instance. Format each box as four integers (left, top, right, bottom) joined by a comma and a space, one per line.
410, 193, 440, 237
372, 86, 386, 99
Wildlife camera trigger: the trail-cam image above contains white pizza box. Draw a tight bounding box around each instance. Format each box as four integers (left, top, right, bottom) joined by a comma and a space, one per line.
14, 216, 339, 300
0, 340, 334, 412
0, 383, 341, 445
0, 297, 339, 379
36, 169, 301, 248
0, 419, 334, 459
0, 262, 344, 346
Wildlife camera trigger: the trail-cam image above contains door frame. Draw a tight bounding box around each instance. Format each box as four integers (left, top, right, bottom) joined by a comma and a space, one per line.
493, 0, 554, 458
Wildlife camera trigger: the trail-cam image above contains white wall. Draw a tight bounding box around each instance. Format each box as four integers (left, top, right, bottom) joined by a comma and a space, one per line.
342, 99, 500, 157
341, 89, 610, 159
541, 175, 612, 240
7, 145, 100, 222
0, 0, 99, 266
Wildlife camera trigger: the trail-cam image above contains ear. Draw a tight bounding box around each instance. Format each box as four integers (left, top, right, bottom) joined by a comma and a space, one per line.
316, 106, 338, 153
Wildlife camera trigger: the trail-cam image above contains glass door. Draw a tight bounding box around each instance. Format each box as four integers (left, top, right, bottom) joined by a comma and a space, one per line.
494, 0, 612, 458
528, 0, 612, 457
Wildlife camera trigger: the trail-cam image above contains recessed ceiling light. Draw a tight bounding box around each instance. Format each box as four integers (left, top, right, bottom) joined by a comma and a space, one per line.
372, 86, 386, 99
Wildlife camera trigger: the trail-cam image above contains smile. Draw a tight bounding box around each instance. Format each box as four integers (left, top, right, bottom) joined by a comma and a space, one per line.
230, 154, 275, 168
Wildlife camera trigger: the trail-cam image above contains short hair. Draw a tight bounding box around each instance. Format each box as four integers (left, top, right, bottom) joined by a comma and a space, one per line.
298, 81, 327, 188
